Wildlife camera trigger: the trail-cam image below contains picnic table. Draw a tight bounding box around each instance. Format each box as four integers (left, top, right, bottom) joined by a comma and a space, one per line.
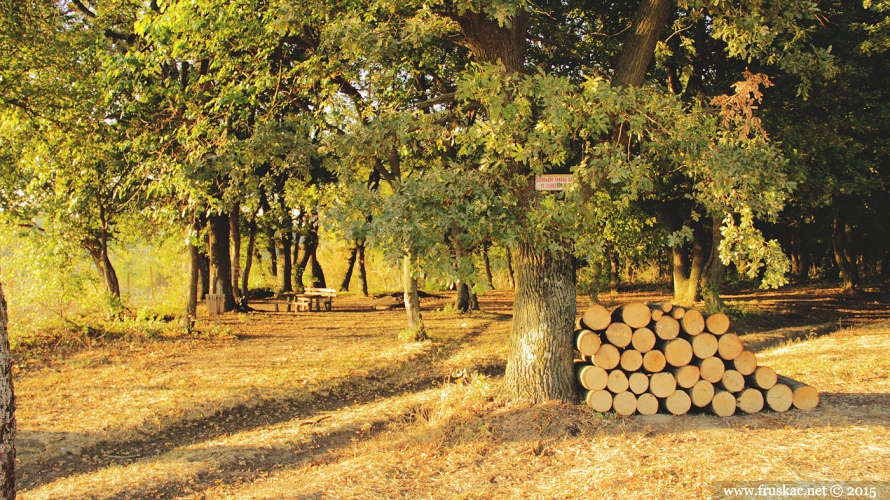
293, 287, 337, 312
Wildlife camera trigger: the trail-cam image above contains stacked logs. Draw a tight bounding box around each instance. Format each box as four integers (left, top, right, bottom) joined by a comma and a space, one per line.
575, 301, 819, 417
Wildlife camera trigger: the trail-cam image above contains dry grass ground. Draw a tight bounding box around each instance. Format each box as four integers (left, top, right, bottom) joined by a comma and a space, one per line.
11, 285, 890, 499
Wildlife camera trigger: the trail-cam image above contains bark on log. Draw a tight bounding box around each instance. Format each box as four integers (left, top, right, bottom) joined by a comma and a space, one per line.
710, 390, 737, 417
664, 390, 692, 415
575, 363, 608, 391
612, 302, 651, 329
731, 351, 758, 376
628, 372, 650, 395
663, 338, 693, 367
692, 333, 719, 359
605, 322, 633, 348
697, 356, 725, 384
636, 392, 659, 415
762, 383, 793, 412
705, 313, 731, 335
688, 380, 715, 408
631, 327, 656, 353
717, 333, 744, 361
612, 391, 638, 416
607, 370, 630, 394
654, 316, 680, 340
647, 301, 673, 314
620, 349, 643, 372
585, 389, 613, 412
746, 366, 777, 390
593, 344, 620, 370
581, 304, 612, 331
574, 329, 602, 357
642, 350, 666, 373
776, 375, 819, 410
737, 388, 765, 414
720, 369, 745, 393
649, 372, 677, 398
671, 365, 701, 389
680, 309, 705, 336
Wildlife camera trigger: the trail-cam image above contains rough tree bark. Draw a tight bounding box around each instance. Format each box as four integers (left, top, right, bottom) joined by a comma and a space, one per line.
700, 215, 727, 311
186, 217, 201, 328
295, 224, 318, 291
276, 231, 293, 295
832, 214, 859, 292
241, 217, 258, 302
356, 244, 369, 296
229, 203, 242, 305
339, 244, 359, 291
208, 213, 237, 311
402, 254, 427, 340
0, 276, 16, 499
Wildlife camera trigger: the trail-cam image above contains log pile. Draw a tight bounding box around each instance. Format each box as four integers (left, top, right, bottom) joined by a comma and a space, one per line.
575, 301, 819, 416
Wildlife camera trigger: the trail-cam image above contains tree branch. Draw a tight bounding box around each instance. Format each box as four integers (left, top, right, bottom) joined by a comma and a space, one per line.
70, 0, 97, 18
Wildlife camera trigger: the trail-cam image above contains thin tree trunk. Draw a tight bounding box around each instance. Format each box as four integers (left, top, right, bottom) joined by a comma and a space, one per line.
266, 229, 278, 278
403, 254, 427, 340
197, 250, 210, 299
832, 215, 859, 291
187, 231, 199, 326
357, 244, 369, 296
230, 203, 242, 305
608, 246, 620, 296
208, 213, 236, 311
277, 231, 293, 294
295, 225, 318, 291
505, 246, 515, 290
0, 276, 16, 499
701, 216, 727, 312
505, 242, 576, 402
340, 245, 359, 291
482, 243, 494, 289
241, 217, 258, 305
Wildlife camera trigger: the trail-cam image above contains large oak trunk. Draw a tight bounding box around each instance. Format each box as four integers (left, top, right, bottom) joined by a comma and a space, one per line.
701, 216, 727, 311
504, 243, 576, 402
339, 244, 359, 291
402, 254, 427, 341
0, 278, 16, 499
208, 213, 237, 311
832, 214, 859, 292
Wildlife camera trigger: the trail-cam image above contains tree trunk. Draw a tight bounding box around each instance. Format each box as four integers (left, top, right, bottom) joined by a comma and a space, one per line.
267, 229, 278, 278
402, 254, 427, 340
186, 234, 199, 326
455, 281, 479, 312
482, 243, 494, 289
0, 277, 16, 500
230, 203, 242, 305
505, 246, 515, 290
505, 242, 577, 402
83, 233, 121, 300
700, 216, 727, 311
208, 213, 236, 311
832, 214, 859, 291
197, 250, 210, 299
277, 231, 293, 294
608, 246, 620, 296
241, 217, 258, 305
308, 246, 326, 288
295, 225, 318, 291
339, 244, 359, 292
357, 244, 369, 296
611, 0, 674, 88
673, 222, 706, 306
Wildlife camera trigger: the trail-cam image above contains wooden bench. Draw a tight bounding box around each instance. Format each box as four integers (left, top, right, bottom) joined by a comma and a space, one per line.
294, 287, 337, 312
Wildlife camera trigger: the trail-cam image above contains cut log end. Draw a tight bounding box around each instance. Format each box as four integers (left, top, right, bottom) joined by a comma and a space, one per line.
614, 302, 652, 329
620, 349, 644, 372
632, 327, 656, 353
585, 389, 613, 412
664, 338, 693, 367
698, 356, 726, 384
720, 369, 746, 393
680, 309, 705, 336
642, 350, 667, 373
692, 333, 719, 360
612, 391, 638, 416
593, 344, 621, 370
748, 366, 778, 390
763, 383, 793, 412
705, 312, 731, 335
628, 372, 650, 395
710, 390, 737, 417
688, 380, 715, 408
575, 329, 602, 357
649, 372, 677, 398
654, 316, 680, 340
717, 333, 744, 361
575, 363, 608, 391
636, 393, 659, 415
672, 365, 701, 389
607, 370, 630, 394
737, 388, 765, 414
664, 390, 692, 415
605, 322, 633, 348
581, 304, 612, 331
731, 351, 758, 376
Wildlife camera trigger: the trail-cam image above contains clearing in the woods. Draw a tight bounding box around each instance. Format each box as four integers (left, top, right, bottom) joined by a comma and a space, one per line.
11, 285, 890, 499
